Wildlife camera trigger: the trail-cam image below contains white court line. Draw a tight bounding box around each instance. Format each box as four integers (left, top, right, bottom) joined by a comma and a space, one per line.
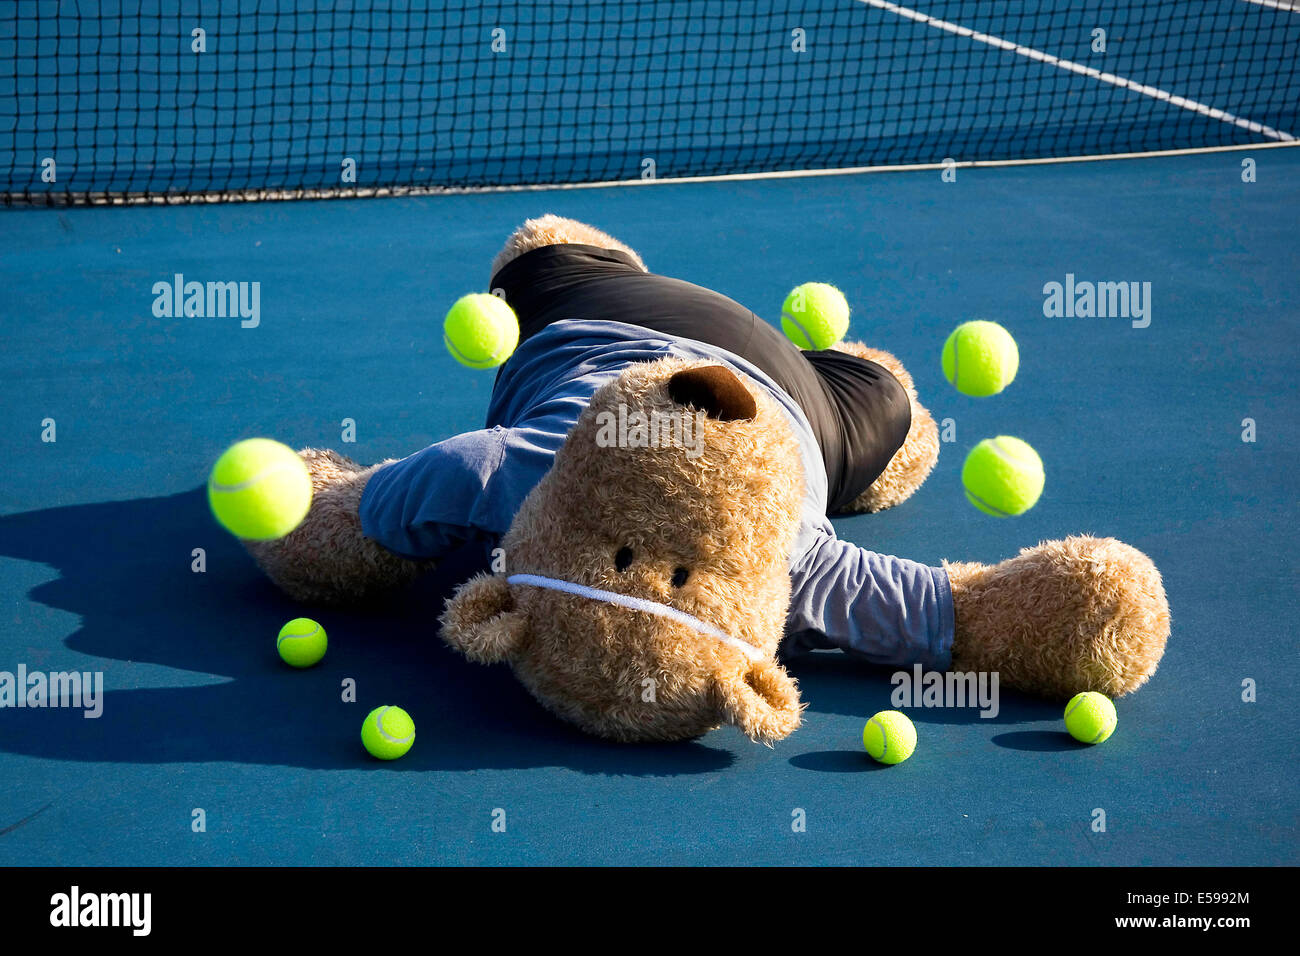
1240, 0, 1298, 12
858, 0, 1296, 141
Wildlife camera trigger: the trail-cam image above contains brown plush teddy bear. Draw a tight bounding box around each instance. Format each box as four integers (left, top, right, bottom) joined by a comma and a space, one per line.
245, 215, 1170, 744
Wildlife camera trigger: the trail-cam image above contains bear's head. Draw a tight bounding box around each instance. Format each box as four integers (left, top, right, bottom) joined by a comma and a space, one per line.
439, 358, 807, 743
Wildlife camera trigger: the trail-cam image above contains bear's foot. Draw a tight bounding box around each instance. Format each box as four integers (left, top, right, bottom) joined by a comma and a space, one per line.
946, 535, 1170, 698
242, 448, 427, 606
490, 214, 648, 282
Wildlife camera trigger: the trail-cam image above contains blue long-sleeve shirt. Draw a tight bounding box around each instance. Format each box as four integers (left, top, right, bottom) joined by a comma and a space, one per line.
360, 320, 953, 669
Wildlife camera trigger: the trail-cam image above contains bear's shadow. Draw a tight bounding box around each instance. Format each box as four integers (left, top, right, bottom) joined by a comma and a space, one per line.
783, 649, 1063, 726
0, 489, 739, 777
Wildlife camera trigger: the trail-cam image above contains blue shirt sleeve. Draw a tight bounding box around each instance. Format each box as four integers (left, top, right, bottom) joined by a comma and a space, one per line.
783, 523, 955, 669
359, 421, 567, 561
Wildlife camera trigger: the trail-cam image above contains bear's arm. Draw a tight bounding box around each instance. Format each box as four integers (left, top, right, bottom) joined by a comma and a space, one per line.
782, 527, 955, 670
359, 423, 563, 561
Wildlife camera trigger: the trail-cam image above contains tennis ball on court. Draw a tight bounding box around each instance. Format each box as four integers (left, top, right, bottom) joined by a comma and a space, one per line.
862, 710, 916, 764
962, 436, 1045, 517
208, 438, 312, 540
941, 320, 1019, 396
361, 705, 416, 760
443, 293, 519, 369
781, 282, 850, 350
1064, 691, 1117, 744
277, 617, 327, 668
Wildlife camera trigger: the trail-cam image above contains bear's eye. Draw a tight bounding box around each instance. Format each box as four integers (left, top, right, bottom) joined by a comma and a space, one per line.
671, 567, 690, 588
615, 547, 634, 572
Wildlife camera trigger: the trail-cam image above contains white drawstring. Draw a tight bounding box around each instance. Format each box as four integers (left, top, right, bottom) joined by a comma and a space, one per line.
506, 573, 761, 661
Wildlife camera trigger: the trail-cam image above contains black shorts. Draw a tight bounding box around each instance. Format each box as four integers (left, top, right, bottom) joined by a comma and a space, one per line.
489, 244, 910, 514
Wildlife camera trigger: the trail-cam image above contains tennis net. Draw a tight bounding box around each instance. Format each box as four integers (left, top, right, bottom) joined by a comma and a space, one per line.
3, 0, 1297, 204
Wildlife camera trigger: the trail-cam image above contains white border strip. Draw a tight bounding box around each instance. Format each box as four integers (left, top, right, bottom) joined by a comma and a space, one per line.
20, 138, 1299, 209
1240, 0, 1297, 12
858, 0, 1295, 141
36, 139, 1297, 206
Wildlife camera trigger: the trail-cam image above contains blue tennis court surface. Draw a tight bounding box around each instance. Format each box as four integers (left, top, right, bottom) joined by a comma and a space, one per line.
1, 142, 1296, 864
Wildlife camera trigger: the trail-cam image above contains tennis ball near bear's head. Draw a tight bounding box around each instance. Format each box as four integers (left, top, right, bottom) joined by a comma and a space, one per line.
862, 710, 917, 764
443, 293, 520, 369
1065, 691, 1117, 744
207, 438, 313, 540
781, 282, 850, 350
961, 436, 1045, 517
361, 705, 416, 760
277, 618, 327, 668
942, 320, 1019, 396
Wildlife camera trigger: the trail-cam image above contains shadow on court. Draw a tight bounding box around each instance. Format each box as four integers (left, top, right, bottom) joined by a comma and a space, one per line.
0, 488, 734, 777
786, 750, 896, 773
992, 731, 1094, 753
786, 648, 1063, 726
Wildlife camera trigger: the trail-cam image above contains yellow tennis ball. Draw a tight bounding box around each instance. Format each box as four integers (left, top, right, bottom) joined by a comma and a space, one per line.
962, 436, 1045, 517
1064, 691, 1117, 744
207, 438, 312, 540
862, 710, 916, 764
781, 282, 850, 350
361, 705, 415, 760
277, 617, 327, 668
443, 293, 520, 369
942, 320, 1019, 396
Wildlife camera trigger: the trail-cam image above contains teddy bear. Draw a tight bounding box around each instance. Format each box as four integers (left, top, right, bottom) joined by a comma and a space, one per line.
244, 215, 1170, 744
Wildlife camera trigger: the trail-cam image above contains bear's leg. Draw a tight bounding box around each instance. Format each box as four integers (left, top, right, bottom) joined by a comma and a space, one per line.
946, 535, 1170, 698
242, 448, 428, 605
831, 342, 940, 512
489, 214, 649, 281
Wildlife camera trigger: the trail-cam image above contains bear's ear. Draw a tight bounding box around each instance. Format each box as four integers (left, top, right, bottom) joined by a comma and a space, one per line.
439, 573, 526, 664
711, 658, 805, 745
667, 365, 758, 422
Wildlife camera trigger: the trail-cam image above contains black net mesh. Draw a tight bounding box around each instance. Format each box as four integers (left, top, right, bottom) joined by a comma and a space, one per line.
2, 0, 1297, 204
